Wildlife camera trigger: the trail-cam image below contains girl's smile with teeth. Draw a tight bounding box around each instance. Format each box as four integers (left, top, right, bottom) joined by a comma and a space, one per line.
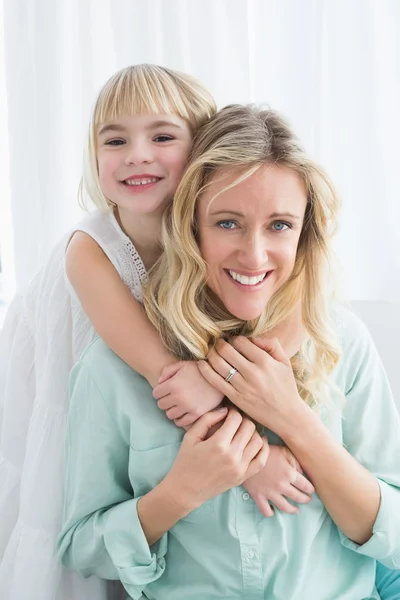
97, 113, 192, 216
124, 176, 162, 186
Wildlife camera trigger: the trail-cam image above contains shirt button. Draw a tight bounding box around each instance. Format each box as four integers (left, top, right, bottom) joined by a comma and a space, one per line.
242, 492, 250, 500
247, 549, 255, 559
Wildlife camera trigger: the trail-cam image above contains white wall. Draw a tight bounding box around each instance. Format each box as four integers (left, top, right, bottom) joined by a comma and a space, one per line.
352, 301, 400, 411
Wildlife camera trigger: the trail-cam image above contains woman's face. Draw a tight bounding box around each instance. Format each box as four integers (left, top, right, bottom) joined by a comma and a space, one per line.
197, 164, 307, 321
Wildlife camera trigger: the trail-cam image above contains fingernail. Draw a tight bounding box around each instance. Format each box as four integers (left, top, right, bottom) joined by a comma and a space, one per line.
217, 407, 228, 413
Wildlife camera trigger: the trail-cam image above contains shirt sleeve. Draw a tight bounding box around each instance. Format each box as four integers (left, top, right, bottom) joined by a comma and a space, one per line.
56, 360, 168, 600
339, 314, 400, 569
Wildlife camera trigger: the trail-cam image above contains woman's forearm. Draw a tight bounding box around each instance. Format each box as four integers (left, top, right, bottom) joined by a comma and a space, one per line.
282, 401, 380, 545
137, 478, 196, 546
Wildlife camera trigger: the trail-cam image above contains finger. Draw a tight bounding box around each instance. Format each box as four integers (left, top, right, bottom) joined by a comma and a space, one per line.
212, 408, 244, 444
198, 360, 241, 403
250, 336, 290, 366
174, 413, 196, 428
174, 413, 190, 430
158, 361, 184, 384
211, 340, 250, 377
281, 447, 302, 472
166, 406, 185, 421
270, 495, 299, 514
206, 348, 234, 381
184, 407, 228, 444
294, 459, 303, 473
244, 439, 270, 479
242, 434, 267, 468
231, 335, 270, 365
156, 395, 175, 411
231, 418, 256, 453
153, 380, 174, 401
284, 485, 313, 505
291, 472, 315, 495
253, 496, 274, 518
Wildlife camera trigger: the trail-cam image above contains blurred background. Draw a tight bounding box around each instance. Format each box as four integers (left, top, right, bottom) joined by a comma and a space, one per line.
0, 0, 399, 399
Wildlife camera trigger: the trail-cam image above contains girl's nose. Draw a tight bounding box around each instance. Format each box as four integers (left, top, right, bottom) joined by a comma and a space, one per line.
124, 141, 154, 165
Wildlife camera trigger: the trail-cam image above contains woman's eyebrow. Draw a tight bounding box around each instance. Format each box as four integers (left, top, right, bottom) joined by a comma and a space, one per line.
209, 209, 302, 220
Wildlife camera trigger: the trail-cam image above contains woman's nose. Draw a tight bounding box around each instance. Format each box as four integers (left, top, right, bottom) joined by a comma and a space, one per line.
237, 233, 268, 269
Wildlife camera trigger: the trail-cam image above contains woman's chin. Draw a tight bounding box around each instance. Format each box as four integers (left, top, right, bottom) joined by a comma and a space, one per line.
228, 304, 264, 322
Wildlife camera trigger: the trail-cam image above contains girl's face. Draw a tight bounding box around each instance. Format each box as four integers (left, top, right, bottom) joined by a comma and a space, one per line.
97, 113, 192, 218
197, 165, 307, 321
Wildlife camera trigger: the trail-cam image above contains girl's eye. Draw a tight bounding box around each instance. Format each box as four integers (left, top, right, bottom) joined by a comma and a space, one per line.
217, 220, 237, 230
154, 135, 174, 143
105, 139, 125, 146
271, 221, 291, 232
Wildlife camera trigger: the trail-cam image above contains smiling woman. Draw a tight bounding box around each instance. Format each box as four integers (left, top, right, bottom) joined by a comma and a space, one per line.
57, 104, 400, 600
197, 165, 307, 321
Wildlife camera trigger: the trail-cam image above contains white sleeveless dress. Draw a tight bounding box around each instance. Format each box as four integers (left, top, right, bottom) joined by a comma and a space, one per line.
0, 209, 147, 600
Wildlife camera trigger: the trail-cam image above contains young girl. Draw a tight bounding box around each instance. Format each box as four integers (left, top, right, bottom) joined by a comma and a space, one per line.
0, 64, 314, 600
0, 64, 218, 600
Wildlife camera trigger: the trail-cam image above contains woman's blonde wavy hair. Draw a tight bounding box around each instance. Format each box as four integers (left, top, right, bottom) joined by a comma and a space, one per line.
79, 64, 217, 210
144, 104, 342, 409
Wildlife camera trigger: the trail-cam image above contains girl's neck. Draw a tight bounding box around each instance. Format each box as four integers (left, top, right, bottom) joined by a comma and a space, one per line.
114, 207, 163, 271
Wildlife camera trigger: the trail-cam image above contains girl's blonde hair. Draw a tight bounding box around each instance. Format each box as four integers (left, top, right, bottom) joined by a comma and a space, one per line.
80, 64, 217, 210
144, 104, 342, 409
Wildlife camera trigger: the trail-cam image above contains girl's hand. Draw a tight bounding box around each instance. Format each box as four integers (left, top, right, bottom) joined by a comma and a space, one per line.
153, 361, 224, 428
164, 407, 269, 512
198, 336, 303, 437
243, 445, 315, 517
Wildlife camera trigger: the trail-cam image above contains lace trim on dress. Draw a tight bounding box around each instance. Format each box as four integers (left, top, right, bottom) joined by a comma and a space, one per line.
108, 211, 148, 302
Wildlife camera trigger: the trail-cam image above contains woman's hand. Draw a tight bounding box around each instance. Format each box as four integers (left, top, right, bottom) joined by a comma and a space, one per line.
243, 445, 315, 517
163, 407, 269, 513
198, 336, 303, 437
153, 361, 224, 428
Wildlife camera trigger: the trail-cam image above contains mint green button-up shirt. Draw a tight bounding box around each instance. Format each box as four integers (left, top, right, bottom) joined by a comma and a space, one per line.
57, 309, 400, 600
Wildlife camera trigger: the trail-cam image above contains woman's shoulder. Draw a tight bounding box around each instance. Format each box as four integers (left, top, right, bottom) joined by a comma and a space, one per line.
330, 302, 373, 353
330, 302, 384, 391
72, 336, 150, 409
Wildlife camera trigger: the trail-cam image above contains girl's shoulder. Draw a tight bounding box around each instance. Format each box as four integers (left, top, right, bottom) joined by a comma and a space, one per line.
70, 210, 147, 301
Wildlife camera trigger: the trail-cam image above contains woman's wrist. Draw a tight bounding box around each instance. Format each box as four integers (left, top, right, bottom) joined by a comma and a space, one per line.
137, 477, 198, 546
275, 396, 319, 446
157, 473, 202, 517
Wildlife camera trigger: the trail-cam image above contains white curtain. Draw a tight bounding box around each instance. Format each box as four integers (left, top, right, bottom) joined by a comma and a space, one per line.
3, 0, 400, 301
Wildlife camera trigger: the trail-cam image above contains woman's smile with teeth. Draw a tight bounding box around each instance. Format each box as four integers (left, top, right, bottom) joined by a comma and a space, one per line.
228, 270, 268, 285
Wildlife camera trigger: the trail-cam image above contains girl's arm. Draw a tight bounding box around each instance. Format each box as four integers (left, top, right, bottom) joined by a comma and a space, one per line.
66, 232, 224, 421
66, 231, 176, 387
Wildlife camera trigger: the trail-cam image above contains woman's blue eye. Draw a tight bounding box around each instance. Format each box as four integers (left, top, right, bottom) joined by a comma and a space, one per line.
217, 220, 237, 230
272, 221, 290, 231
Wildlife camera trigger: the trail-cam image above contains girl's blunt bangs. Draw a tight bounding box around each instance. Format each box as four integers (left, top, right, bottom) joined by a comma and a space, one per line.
94, 67, 200, 131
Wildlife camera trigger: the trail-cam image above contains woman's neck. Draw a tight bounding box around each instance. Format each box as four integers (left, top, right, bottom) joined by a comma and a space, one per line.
266, 303, 304, 359
114, 207, 163, 271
